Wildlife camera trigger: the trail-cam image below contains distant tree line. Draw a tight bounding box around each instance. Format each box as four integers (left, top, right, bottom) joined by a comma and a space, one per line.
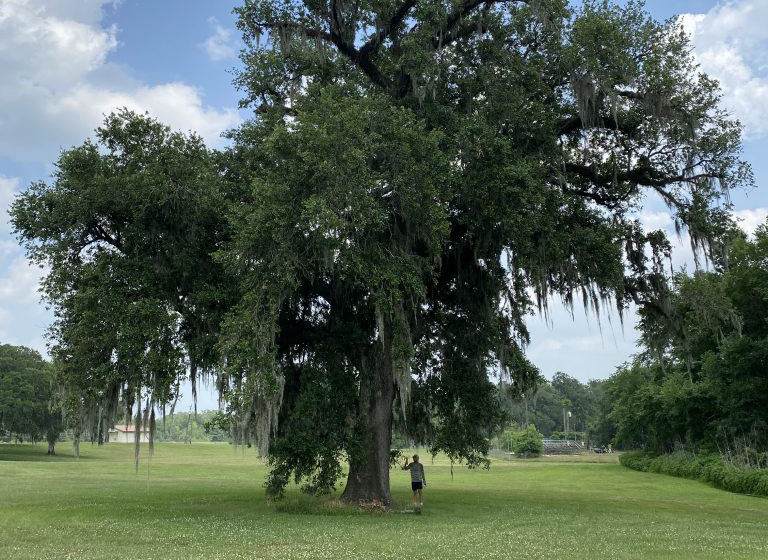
0, 342, 232, 449
498, 372, 607, 443
153, 410, 230, 443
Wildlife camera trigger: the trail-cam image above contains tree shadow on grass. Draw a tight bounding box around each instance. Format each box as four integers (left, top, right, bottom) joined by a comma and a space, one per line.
269, 492, 427, 517
0, 443, 104, 462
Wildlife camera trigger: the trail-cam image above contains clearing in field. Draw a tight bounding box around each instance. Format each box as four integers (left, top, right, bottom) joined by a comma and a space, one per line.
1, 443, 766, 560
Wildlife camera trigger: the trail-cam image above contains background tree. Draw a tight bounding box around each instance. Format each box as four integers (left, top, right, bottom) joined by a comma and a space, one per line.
0, 344, 62, 454
147, 410, 231, 443
600, 226, 768, 454
498, 374, 606, 439
552, 371, 598, 433
12, 110, 233, 459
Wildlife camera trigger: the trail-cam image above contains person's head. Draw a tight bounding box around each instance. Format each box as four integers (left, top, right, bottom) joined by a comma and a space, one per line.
412, 454, 419, 463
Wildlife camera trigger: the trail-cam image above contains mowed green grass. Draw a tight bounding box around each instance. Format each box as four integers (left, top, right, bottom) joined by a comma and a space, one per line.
1, 443, 766, 560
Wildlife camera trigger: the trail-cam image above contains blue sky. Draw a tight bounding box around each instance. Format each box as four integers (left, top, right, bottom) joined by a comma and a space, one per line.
1, 0, 766, 410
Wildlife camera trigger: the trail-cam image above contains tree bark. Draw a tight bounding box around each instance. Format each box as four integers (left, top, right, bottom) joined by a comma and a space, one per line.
341, 343, 395, 506
47, 429, 57, 455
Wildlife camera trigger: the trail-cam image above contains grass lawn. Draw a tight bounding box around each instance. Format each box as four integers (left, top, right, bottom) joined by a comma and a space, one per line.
1, 443, 766, 560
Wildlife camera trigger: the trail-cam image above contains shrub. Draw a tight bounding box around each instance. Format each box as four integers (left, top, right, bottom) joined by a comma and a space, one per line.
495, 424, 521, 452
512, 425, 544, 458
620, 451, 768, 497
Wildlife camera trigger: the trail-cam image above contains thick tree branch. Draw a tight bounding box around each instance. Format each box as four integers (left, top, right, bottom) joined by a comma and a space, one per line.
89, 223, 123, 252
359, 0, 420, 59
566, 162, 722, 192
562, 160, 727, 212
556, 114, 638, 137
321, 0, 393, 92
428, 0, 531, 49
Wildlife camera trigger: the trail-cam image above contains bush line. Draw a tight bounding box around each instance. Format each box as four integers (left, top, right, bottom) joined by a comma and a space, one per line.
620, 451, 768, 497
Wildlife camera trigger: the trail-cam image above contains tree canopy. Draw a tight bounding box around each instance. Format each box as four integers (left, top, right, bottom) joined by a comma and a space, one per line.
499, 372, 604, 438
11, 0, 750, 505
12, 112, 234, 456
596, 227, 768, 455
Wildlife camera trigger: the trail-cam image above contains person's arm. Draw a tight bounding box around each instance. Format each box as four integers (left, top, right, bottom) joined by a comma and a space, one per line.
402, 458, 410, 470
422, 466, 426, 485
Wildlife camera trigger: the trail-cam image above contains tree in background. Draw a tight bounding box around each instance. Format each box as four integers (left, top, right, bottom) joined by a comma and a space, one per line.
12, 111, 235, 459
0, 344, 62, 454
12, 0, 750, 505
499, 374, 606, 441
598, 226, 768, 454
148, 410, 231, 443
552, 372, 598, 434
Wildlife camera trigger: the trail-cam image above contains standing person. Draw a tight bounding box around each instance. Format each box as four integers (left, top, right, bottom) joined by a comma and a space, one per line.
403, 454, 426, 509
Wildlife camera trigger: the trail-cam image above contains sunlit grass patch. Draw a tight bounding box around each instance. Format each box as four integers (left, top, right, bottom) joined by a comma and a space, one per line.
1, 443, 767, 559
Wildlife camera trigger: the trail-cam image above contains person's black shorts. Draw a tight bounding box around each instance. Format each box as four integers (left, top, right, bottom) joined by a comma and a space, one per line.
411, 481, 423, 491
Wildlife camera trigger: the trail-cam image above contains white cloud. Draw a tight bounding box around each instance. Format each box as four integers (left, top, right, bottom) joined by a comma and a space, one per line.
0, 176, 49, 353
681, 1, 768, 138
525, 295, 639, 381
0, 256, 45, 304
19, 0, 119, 26
0, 178, 20, 259
51, 82, 239, 147
200, 17, 237, 61
533, 336, 603, 353
732, 207, 768, 236
0, 0, 240, 163
0, 175, 20, 251
638, 210, 673, 232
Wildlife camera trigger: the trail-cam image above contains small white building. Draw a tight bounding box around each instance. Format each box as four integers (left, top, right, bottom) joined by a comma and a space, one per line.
108, 424, 150, 443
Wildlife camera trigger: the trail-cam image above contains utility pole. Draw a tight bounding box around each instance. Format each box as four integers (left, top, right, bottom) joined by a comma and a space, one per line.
563, 407, 567, 440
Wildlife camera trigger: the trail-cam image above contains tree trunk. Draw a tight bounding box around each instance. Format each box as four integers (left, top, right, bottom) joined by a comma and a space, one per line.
341, 344, 395, 506
47, 429, 57, 455
73, 429, 80, 458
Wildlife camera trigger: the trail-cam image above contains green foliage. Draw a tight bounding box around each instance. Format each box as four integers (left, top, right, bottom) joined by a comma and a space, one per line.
513, 426, 544, 457
550, 431, 586, 441
601, 228, 768, 454
202, 411, 233, 442
0, 344, 62, 450
265, 363, 358, 498
497, 425, 543, 457
499, 374, 606, 439
621, 451, 768, 498
496, 424, 521, 451
154, 411, 229, 443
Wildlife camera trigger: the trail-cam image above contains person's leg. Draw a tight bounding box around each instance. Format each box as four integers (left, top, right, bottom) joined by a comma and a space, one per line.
412, 489, 418, 506
417, 488, 423, 506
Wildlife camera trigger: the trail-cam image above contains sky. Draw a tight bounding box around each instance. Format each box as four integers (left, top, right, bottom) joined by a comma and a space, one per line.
0, 0, 766, 411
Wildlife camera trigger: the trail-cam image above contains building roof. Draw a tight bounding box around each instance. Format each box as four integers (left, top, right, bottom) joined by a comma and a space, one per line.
110, 424, 150, 433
